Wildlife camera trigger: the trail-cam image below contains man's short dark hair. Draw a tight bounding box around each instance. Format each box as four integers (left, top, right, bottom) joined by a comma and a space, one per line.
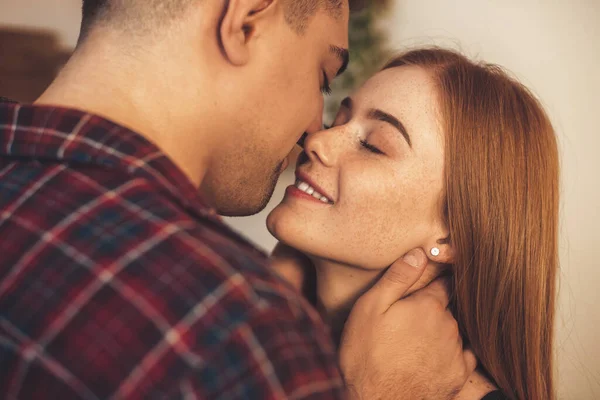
284, 0, 344, 33
79, 0, 194, 41
79, 0, 343, 41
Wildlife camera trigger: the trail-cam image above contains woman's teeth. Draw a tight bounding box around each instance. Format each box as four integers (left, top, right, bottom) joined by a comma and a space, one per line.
295, 180, 332, 204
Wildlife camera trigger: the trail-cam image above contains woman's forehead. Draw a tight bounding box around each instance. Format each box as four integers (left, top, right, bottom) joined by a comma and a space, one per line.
357, 66, 437, 105
353, 66, 442, 139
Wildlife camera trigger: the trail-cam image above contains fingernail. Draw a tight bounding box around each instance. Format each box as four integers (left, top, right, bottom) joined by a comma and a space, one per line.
403, 249, 425, 268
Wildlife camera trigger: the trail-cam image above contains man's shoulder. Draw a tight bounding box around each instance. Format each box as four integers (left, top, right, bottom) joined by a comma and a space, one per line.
0, 165, 341, 398
2, 159, 310, 319
0, 151, 283, 301
0, 104, 342, 399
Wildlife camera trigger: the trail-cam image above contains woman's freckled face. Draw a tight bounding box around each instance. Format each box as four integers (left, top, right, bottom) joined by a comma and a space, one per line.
267, 66, 447, 269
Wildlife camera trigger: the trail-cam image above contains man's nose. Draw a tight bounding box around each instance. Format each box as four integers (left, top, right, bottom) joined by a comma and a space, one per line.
297, 115, 326, 149
309, 112, 324, 133
297, 132, 308, 149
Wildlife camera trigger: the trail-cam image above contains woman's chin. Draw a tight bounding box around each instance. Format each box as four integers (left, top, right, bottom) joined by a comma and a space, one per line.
266, 207, 285, 241
267, 208, 325, 261
266, 207, 303, 252
267, 204, 391, 270
267, 203, 305, 238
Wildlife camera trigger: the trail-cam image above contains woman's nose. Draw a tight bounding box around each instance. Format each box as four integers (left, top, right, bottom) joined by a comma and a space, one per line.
303, 125, 345, 167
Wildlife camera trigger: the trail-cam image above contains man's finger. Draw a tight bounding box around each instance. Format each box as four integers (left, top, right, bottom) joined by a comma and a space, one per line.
412, 276, 452, 309
365, 248, 428, 313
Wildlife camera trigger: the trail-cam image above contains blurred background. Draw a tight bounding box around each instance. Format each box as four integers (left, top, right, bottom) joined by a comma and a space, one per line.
1, 0, 599, 398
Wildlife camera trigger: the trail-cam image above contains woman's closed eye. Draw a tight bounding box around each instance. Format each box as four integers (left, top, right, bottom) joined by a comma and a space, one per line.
324, 121, 385, 156
360, 139, 385, 155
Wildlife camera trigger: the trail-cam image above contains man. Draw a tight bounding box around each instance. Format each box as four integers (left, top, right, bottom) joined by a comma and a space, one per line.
0, 0, 475, 398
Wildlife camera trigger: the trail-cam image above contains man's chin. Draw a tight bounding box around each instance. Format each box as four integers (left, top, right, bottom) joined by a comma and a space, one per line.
213, 162, 284, 217
218, 202, 268, 217
216, 194, 270, 216
218, 184, 279, 217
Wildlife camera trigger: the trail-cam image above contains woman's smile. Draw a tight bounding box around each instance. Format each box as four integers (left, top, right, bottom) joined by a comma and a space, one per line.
287, 170, 335, 205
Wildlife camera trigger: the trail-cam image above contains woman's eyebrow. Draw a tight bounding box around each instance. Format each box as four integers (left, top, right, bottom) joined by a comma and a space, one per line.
340, 97, 412, 148
367, 108, 412, 147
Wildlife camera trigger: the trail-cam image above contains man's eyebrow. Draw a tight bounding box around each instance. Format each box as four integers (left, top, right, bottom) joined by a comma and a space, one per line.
367, 109, 412, 148
330, 45, 350, 76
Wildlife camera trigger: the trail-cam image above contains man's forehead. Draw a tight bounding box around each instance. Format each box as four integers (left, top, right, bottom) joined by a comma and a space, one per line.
321, 0, 350, 20
305, 1, 349, 54
318, 6, 349, 47
335, 0, 351, 33
318, 0, 350, 31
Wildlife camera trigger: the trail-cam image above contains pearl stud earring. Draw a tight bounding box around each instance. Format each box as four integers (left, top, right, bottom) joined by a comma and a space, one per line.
430, 247, 440, 257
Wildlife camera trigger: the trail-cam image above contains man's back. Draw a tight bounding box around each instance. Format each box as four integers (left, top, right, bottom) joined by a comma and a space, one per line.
0, 103, 343, 399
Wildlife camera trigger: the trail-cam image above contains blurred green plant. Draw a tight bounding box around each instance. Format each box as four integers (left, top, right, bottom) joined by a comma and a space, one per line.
325, 0, 392, 118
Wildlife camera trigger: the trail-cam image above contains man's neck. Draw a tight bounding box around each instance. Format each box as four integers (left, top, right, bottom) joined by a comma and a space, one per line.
35, 32, 214, 187
311, 258, 384, 347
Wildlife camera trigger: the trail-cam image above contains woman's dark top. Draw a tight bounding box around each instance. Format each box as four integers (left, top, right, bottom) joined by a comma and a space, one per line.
481, 390, 509, 400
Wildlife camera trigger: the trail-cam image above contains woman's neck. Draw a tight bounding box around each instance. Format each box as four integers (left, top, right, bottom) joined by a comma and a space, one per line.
310, 258, 500, 399
310, 256, 449, 347
311, 258, 384, 347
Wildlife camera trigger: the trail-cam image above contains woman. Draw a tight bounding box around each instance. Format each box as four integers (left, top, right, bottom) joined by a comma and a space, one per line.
267, 48, 558, 400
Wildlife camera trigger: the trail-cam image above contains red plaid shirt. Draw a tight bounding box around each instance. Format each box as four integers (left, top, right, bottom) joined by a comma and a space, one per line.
0, 103, 343, 399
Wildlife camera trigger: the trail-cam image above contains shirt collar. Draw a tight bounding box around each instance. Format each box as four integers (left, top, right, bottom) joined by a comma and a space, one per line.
0, 103, 219, 221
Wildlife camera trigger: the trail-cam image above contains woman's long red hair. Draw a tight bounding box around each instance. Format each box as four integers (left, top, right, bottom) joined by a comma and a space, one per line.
385, 49, 559, 400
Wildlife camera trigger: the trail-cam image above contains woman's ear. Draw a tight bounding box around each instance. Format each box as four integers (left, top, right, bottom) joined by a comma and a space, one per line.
425, 237, 456, 264
219, 0, 276, 66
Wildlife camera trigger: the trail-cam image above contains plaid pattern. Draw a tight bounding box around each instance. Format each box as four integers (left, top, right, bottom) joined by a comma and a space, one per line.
0, 104, 343, 399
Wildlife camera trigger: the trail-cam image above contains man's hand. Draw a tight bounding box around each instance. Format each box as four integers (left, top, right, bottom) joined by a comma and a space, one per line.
339, 248, 477, 400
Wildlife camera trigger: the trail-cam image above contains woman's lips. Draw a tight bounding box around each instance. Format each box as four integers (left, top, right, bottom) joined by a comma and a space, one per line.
285, 171, 334, 205
294, 171, 334, 203
285, 185, 333, 205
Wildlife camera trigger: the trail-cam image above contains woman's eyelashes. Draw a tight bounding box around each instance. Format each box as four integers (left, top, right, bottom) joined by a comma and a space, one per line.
324, 120, 385, 156
359, 139, 385, 155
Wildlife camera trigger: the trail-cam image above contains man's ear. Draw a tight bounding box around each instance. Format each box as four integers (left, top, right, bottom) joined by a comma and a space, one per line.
219, 0, 277, 66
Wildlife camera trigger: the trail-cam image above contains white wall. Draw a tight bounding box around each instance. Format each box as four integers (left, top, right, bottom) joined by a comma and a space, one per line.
1, 1, 599, 398
0, 0, 81, 47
